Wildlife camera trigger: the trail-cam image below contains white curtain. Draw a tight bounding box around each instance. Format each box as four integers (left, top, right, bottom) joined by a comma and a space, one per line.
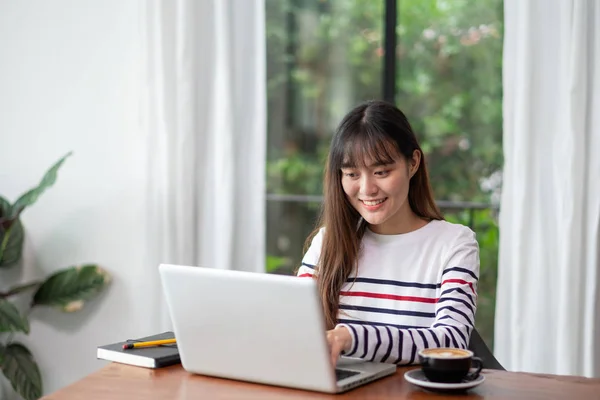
495, 0, 600, 377
140, 0, 266, 330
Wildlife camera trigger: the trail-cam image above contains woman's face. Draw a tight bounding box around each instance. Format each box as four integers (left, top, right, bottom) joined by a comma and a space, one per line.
340, 150, 420, 234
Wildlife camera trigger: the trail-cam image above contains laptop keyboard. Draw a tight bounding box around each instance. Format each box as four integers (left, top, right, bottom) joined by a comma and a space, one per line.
335, 369, 360, 381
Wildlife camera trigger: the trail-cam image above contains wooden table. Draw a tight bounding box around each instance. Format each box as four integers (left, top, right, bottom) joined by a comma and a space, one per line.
42, 363, 600, 399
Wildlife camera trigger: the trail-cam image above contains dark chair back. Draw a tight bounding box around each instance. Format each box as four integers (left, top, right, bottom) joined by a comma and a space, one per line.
468, 328, 505, 370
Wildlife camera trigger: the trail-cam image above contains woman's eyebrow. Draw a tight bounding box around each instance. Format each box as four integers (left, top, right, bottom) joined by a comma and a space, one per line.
340, 160, 394, 169
368, 161, 393, 167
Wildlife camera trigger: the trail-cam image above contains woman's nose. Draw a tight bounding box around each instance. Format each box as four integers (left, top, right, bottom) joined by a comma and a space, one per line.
359, 175, 378, 196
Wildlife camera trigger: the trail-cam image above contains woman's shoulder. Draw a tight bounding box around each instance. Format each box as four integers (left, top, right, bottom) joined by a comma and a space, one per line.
301, 227, 326, 265
307, 226, 326, 245
428, 219, 476, 242
430, 220, 479, 270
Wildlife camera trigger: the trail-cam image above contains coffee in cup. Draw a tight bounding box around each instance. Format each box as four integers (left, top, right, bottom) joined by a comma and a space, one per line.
418, 348, 482, 383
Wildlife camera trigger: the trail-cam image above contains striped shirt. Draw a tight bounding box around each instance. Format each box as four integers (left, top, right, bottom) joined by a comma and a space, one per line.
297, 220, 480, 365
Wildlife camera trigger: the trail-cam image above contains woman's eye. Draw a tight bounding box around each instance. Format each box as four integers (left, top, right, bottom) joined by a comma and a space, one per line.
375, 170, 389, 176
342, 171, 358, 178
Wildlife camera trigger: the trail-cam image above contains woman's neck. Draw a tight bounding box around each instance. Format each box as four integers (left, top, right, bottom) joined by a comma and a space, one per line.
368, 206, 428, 235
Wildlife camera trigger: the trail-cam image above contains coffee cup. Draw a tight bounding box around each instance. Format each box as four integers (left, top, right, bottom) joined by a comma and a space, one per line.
418, 348, 482, 383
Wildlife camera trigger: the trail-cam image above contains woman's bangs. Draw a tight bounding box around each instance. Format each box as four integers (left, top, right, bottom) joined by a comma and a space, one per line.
341, 130, 400, 168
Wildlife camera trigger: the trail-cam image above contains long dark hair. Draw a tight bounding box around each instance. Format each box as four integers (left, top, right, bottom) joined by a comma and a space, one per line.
306, 100, 443, 329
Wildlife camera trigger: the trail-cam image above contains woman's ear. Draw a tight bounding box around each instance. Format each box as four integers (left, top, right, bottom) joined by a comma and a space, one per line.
409, 150, 421, 178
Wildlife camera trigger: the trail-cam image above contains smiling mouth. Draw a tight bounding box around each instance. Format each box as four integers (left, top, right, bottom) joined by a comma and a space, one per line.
361, 198, 387, 206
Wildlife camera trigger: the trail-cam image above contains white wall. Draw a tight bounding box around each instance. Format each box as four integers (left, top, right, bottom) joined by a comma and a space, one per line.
0, 0, 162, 397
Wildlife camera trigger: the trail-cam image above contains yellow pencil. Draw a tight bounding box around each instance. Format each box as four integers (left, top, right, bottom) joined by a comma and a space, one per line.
122, 338, 176, 349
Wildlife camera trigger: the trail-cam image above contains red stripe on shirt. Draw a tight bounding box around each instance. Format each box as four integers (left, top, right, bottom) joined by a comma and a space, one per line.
340, 291, 438, 303
298, 273, 313, 278
441, 279, 475, 294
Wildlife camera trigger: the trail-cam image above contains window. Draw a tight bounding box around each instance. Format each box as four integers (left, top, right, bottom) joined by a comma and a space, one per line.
265, 0, 503, 348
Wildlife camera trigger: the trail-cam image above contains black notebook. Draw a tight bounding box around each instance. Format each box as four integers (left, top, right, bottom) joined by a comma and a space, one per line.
96, 331, 180, 368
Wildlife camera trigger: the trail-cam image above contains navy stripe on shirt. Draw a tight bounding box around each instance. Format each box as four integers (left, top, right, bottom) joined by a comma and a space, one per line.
370, 327, 382, 362
436, 305, 474, 326
361, 326, 369, 358
338, 318, 428, 330
301, 262, 315, 269
396, 330, 404, 364
407, 330, 417, 364
445, 327, 460, 348
381, 326, 393, 363
440, 287, 476, 306
433, 322, 466, 344
442, 266, 478, 281
437, 315, 455, 323
437, 297, 475, 314
417, 329, 429, 349
340, 304, 436, 319
347, 277, 440, 289
346, 324, 359, 356
427, 329, 441, 347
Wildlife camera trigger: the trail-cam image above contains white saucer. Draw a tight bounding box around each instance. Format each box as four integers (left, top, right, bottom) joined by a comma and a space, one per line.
404, 369, 485, 391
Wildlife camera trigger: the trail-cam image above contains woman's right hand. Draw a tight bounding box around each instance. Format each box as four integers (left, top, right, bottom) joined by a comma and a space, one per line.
326, 326, 352, 367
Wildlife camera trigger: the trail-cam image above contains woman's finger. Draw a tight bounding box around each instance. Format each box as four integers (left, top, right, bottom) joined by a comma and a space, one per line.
329, 334, 345, 367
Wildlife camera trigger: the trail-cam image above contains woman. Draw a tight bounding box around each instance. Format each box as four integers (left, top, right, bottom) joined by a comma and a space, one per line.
297, 100, 480, 367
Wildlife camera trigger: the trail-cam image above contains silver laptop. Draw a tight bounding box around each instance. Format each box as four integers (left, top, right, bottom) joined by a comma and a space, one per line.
158, 264, 396, 393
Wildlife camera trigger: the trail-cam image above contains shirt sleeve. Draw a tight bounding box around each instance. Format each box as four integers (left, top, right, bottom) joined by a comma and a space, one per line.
296, 228, 324, 278
336, 226, 480, 364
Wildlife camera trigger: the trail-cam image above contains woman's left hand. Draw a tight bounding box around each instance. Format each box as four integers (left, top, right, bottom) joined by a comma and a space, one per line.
326, 326, 352, 367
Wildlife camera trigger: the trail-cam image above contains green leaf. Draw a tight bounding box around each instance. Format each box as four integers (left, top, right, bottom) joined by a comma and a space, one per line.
266, 255, 287, 273
0, 300, 29, 334
32, 265, 111, 311
9, 152, 72, 219
0, 343, 42, 400
0, 196, 11, 225
0, 197, 22, 266
0, 218, 24, 268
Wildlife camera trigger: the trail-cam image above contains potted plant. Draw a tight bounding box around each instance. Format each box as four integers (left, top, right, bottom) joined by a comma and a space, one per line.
0, 152, 111, 400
